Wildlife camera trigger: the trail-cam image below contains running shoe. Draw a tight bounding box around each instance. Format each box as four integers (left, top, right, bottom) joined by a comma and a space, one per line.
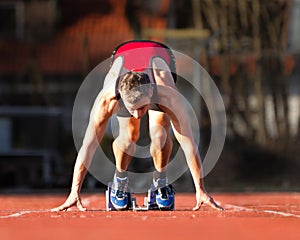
110, 175, 129, 210
153, 178, 175, 210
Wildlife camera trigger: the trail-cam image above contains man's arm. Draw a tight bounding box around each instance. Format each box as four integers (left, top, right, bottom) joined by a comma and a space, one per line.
51, 90, 118, 211
51, 56, 121, 212
51, 120, 99, 211
158, 85, 223, 211
170, 115, 222, 211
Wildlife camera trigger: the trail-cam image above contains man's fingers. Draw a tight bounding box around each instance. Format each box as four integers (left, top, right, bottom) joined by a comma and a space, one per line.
51, 199, 83, 212
207, 198, 225, 211
209, 201, 224, 211
50, 207, 59, 212
51, 204, 69, 212
192, 206, 199, 211
192, 201, 203, 211
76, 200, 87, 211
193, 195, 225, 211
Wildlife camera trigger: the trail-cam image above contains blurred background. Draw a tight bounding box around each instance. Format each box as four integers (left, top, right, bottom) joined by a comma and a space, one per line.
0, 0, 299, 193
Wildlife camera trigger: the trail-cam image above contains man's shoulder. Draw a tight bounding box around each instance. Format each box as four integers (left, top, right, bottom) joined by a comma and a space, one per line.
156, 85, 179, 107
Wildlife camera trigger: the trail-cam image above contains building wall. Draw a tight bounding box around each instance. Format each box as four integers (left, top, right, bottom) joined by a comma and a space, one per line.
289, 0, 300, 52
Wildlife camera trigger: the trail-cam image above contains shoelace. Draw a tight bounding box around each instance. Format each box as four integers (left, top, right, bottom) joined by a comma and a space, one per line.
116, 190, 125, 198
113, 177, 128, 197
154, 178, 168, 188
158, 186, 169, 199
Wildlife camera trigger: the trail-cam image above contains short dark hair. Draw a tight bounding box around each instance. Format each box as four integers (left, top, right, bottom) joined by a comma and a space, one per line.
119, 72, 151, 104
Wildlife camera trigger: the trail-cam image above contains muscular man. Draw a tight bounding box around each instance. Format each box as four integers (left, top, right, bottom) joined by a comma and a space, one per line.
52, 40, 223, 211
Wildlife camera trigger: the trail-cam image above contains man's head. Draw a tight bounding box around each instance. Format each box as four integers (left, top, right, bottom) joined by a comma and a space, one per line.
119, 72, 152, 104
119, 72, 153, 119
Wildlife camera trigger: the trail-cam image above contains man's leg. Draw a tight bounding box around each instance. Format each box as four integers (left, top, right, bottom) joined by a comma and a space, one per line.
109, 116, 140, 210
148, 110, 172, 172
148, 110, 175, 210
112, 116, 140, 172
150, 56, 175, 170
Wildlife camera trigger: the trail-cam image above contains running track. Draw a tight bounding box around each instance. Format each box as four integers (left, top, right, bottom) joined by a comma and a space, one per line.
0, 193, 299, 240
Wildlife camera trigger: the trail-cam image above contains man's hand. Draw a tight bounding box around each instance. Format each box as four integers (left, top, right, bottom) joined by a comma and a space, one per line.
51, 191, 87, 212
193, 190, 224, 211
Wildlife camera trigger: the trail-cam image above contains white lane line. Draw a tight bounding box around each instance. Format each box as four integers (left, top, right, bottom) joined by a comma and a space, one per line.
225, 204, 253, 212
0, 196, 99, 218
225, 203, 300, 218
0, 211, 27, 218
263, 210, 300, 218
0, 210, 49, 219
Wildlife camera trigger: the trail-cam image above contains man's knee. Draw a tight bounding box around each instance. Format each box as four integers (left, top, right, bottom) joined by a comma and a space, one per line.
127, 130, 140, 143
150, 125, 170, 149
113, 131, 139, 150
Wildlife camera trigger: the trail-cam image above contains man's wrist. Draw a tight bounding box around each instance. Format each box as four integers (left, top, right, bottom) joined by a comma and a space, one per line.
71, 185, 81, 194
195, 182, 206, 194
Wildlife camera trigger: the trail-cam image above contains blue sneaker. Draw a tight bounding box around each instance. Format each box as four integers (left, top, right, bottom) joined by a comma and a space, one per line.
153, 178, 175, 210
110, 175, 129, 210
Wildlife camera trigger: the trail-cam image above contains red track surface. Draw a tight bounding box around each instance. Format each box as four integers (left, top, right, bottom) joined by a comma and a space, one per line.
0, 192, 300, 240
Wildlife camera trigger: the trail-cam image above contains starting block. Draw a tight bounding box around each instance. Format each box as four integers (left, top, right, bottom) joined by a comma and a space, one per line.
105, 183, 174, 211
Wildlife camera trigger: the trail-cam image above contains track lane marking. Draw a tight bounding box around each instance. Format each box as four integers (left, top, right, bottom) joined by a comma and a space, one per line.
225, 203, 300, 218
0, 196, 100, 218
0, 210, 50, 219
